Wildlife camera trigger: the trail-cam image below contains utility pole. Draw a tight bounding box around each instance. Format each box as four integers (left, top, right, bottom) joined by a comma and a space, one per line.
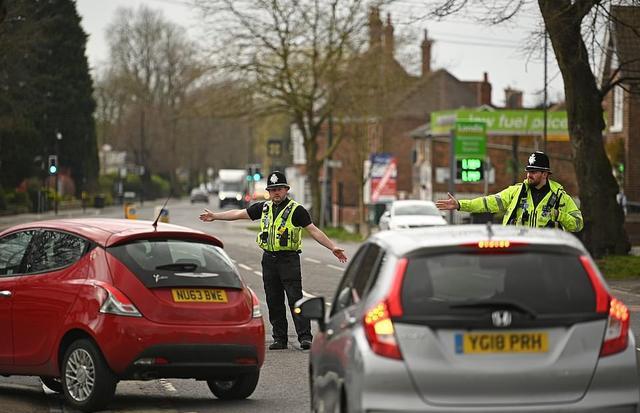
320, 113, 334, 229
54, 131, 62, 215
543, 29, 548, 152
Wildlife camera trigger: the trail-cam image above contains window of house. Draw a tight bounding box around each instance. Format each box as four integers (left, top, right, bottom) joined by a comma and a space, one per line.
611, 85, 623, 133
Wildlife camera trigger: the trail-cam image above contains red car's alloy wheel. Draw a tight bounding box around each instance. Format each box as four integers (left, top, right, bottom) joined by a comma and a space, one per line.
62, 339, 117, 412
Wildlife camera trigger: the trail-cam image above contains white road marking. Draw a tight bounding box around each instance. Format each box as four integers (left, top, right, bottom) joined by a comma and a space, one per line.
42, 383, 57, 395
253, 271, 263, 277
302, 290, 316, 298
304, 257, 321, 264
325, 302, 332, 307
327, 264, 343, 271
159, 378, 177, 392
238, 263, 252, 271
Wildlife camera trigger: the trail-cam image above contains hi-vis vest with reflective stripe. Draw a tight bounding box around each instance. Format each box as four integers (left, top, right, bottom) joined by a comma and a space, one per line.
256, 200, 303, 251
458, 179, 584, 233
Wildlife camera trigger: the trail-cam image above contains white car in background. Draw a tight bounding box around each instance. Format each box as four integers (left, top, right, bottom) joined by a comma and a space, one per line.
379, 200, 447, 230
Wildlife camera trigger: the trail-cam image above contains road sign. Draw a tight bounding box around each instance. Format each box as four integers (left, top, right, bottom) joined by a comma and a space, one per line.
454, 121, 487, 159
369, 153, 397, 203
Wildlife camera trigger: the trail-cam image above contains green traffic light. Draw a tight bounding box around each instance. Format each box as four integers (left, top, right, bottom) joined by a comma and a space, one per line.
49, 165, 57, 174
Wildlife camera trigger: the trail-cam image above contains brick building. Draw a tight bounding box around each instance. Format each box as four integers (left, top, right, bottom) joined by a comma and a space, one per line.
312, 8, 495, 226
600, 5, 640, 205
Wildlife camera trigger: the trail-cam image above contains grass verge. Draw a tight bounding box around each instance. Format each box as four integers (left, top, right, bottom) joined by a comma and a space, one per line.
597, 255, 640, 280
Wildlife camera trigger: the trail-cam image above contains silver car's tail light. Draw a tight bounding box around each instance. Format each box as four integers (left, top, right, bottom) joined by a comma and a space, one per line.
98, 284, 143, 318
363, 258, 408, 360
580, 255, 630, 357
601, 298, 630, 356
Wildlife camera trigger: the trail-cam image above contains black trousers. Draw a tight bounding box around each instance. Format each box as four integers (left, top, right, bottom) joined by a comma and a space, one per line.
261, 251, 312, 343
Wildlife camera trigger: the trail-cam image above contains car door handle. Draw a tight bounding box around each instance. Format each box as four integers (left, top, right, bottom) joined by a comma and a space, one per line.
0, 291, 12, 298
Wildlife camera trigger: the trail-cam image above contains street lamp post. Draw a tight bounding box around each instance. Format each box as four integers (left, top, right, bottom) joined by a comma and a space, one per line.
55, 131, 62, 215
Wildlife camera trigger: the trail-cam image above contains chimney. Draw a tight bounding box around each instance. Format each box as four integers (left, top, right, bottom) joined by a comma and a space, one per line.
504, 87, 523, 108
421, 29, 433, 77
480, 72, 492, 106
384, 13, 394, 55
369, 7, 382, 49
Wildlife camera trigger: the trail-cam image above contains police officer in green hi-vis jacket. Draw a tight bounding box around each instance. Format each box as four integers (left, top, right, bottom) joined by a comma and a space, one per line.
436, 151, 584, 232
199, 171, 347, 351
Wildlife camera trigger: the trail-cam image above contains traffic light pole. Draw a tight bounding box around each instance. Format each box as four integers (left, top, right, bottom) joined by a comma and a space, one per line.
449, 128, 456, 224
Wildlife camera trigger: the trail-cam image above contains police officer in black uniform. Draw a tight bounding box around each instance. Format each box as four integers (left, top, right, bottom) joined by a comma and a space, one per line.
199, 171, 348, 350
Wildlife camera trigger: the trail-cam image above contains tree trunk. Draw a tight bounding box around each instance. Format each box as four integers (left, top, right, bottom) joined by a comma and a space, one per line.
540, 0, 629, 257
305, 137, 322, 224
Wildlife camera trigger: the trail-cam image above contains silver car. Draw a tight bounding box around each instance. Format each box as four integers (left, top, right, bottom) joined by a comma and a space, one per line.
378, 200, 447, 231
297, 225, 639, 412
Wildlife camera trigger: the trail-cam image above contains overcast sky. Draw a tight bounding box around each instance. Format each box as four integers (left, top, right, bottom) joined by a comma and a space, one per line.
75, 0, 569, 107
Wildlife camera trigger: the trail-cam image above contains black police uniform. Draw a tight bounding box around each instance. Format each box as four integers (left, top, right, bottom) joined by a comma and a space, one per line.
247, 196, 313, 347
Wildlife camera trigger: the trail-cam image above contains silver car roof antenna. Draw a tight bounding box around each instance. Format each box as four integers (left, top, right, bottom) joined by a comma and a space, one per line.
486, 220, 493, 239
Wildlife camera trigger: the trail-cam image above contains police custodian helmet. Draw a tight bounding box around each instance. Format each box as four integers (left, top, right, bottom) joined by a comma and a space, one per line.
265, 171, 290, 189
525, 151, 552, 173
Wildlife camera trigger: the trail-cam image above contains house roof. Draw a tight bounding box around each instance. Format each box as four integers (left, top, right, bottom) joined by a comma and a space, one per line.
390, 69, 480, 119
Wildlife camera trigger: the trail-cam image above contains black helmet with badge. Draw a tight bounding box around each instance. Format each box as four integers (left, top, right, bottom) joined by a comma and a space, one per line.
265, 171, 290, 190
525, 151, 551, 173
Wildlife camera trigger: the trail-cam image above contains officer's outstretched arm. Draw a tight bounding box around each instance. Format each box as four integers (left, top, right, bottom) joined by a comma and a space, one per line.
304, 224, 348, 263
199, 208, 250, 222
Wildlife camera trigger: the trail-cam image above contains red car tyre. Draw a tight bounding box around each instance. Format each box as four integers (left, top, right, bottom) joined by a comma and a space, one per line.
207, 370, 260, 400
61, 339, 117, 412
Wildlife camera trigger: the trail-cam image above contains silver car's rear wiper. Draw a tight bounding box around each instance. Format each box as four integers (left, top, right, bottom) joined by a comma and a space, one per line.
155, 263, 198, 272
449, 299, 538, 318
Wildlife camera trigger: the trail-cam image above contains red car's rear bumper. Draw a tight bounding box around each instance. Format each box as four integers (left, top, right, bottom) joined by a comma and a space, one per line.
93, 314, 265, 378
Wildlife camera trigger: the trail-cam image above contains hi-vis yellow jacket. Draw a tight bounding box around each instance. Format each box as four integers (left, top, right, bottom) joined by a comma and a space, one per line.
458, 179, 584, 232
256, 200, 303, 251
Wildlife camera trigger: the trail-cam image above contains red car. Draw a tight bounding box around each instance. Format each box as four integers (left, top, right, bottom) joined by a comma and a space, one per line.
0, 218, 265, 412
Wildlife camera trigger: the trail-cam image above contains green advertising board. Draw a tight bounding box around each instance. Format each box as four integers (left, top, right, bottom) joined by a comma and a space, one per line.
431, 109, 569, 141
454, 121, 486, 158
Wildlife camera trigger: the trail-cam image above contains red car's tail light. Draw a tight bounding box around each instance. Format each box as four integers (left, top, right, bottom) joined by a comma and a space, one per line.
249, 288, 262, 318
579, 255, 630, 357
98, 283, 142, 318
363, 258, 408, 360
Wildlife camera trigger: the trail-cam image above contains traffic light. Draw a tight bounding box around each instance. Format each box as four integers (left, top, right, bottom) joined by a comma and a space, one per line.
48, 155, 58, 175
246, 166, 254, 181
253, 166, 261, 181
456, 158, 483, 182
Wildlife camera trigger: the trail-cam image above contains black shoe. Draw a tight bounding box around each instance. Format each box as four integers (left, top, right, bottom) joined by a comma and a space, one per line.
269, 341, 287, 350
300, 340, 312, 350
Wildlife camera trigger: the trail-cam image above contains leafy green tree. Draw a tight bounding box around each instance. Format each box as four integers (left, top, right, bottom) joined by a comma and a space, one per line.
0, 0, 98, 195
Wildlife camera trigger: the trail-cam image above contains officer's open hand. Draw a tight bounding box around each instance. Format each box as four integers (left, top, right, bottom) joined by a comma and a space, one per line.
435, 192, 459, 211
199, 209, 215, 222
332, 247, 348, 263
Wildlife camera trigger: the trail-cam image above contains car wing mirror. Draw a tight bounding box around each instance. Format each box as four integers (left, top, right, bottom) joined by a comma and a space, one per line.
295, 296, 326, 331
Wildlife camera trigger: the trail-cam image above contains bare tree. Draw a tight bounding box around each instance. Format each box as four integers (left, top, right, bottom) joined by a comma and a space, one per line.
192, 0, 386, 221
427, 0, 639, 256
103, 5, 205, 189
